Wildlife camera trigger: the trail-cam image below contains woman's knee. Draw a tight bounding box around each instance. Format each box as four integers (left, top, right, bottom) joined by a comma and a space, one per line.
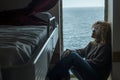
67, 52, 83, 61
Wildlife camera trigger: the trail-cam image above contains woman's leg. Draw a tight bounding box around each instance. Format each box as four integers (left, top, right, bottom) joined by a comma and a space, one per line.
66, 52, 99, 80
47, 51, 99, 80
47, 58, 70, 80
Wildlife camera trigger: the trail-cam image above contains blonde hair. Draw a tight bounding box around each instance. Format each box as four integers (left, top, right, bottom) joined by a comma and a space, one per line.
92, 21, 111, 45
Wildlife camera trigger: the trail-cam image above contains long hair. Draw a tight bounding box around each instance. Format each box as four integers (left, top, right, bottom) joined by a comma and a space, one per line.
92, 21, 111, 45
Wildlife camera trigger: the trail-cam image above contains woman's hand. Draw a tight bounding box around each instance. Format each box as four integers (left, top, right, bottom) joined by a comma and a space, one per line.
63, 49, 71, 57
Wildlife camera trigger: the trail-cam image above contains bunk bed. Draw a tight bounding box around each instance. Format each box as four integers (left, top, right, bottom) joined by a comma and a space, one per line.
0, 0, 59, 80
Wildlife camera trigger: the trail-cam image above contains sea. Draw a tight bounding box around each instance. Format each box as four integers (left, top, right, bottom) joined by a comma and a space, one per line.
63, 7, 104, 50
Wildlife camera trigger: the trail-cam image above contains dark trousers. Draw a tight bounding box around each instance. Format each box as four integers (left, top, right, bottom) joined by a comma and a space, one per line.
47, 52, 99, 80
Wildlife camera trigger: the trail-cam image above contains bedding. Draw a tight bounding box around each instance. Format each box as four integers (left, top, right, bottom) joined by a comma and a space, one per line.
0, 25, 47, 67
0, 0, 59, 14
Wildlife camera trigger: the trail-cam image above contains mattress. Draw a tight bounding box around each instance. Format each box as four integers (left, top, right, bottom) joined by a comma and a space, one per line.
0, 25, 47, 67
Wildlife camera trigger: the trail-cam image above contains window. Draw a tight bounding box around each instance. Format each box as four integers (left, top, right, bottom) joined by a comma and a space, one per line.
63, 0, 104, 50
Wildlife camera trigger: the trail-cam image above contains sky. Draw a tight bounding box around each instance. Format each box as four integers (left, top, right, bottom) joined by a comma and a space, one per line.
63, 0, 104, 8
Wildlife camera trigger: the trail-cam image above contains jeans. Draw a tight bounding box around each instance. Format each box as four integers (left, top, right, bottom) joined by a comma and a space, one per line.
47, 51, 99, 80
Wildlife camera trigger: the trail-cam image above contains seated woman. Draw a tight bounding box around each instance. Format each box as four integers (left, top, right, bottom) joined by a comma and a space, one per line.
47, 21, 112, 80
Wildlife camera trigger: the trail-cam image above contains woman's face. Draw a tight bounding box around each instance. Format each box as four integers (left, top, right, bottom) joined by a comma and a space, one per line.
91, 25, 101, 39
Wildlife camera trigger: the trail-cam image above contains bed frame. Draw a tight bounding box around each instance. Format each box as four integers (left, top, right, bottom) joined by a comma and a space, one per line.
0, 16, 58, 80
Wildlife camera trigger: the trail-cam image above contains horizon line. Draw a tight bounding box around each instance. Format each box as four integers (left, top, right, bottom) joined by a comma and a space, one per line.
63, 6, 104, 8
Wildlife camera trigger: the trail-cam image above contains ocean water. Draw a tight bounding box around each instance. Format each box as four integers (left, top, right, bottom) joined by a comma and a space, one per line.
63, 7, 104, 50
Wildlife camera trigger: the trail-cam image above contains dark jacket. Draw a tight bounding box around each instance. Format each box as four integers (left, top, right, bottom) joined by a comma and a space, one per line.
76, 42, 112, 80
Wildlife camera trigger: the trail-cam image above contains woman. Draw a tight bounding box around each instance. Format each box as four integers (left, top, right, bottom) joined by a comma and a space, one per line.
47, 21, 112, 80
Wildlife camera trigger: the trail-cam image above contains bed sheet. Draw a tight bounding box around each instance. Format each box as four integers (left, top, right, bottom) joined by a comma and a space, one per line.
0, 25, 47, 67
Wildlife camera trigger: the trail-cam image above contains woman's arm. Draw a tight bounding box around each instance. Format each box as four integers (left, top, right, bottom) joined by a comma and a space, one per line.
62, 42, 92, 57
75, 42, 92, 57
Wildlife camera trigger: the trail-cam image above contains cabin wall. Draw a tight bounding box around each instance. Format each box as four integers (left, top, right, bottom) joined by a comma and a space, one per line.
48, 0, 63, 66
113, 0, 120, 52
49, 0, 64, 55
108, 0, 120, 80
49, 2, 59, 23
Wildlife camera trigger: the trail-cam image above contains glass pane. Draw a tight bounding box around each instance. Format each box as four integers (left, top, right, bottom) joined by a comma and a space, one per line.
63, 0, 104, 50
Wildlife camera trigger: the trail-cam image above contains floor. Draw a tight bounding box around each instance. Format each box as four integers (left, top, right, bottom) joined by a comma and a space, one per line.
70, 77, 78, 80
70, 75, 112, 80
70, 73, 78, 80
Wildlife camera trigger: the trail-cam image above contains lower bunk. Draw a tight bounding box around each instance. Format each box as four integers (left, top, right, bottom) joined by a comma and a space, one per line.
0, 25, 58, 80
